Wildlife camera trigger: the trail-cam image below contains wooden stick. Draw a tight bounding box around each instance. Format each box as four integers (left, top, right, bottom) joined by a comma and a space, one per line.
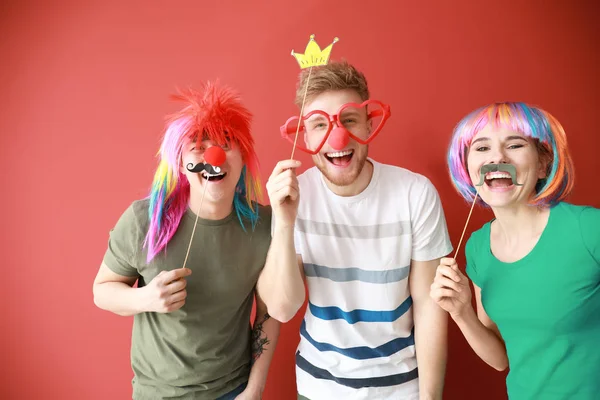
181, 177, 210, 269
290, 66, 313, 160
453, 185, 481, 260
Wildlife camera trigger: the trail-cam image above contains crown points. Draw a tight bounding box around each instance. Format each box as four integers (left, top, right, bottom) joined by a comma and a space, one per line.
290, 34, 340, 69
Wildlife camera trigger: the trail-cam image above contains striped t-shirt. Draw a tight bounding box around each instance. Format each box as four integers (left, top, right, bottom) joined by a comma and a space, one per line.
293, 159, 452, 400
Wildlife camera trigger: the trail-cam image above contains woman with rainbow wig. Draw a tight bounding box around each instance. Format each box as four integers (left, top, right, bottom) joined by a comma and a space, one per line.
93, 81, 280, 400
430, 102, 600, 399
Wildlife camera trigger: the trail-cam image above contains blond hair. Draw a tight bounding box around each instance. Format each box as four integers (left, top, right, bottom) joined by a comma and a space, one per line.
294, 60, 369, 108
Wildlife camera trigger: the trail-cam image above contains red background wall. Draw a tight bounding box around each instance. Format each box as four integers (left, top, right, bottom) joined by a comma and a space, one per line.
1, 1, 598, 399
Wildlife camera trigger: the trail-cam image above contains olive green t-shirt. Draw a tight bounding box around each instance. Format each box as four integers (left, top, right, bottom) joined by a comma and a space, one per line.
465, 202, 600, 399
103, 198, 272, 400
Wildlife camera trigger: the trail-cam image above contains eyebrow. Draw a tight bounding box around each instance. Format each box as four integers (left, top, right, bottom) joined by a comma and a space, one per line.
471, 135, 528, 146
340, 109, 364, 119
306, 114, 328, 121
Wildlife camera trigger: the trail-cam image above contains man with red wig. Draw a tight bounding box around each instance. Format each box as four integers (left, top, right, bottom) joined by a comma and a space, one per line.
93, 81, 279, 400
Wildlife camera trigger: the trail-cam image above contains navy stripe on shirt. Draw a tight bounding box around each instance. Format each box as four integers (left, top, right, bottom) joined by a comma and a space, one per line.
296, 351, 419, 388
300, 320, 415, 360
308, 296, 413, 324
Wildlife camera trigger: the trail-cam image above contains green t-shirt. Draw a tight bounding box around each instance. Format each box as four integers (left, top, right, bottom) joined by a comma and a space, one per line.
465, 202, 600, 399
103, 198, 272, 400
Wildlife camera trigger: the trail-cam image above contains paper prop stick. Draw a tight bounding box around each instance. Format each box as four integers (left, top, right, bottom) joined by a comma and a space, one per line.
289, 34, 339, 159
453, 184, 481, 260
181, 146, 226, 269
453, 163, 522, 259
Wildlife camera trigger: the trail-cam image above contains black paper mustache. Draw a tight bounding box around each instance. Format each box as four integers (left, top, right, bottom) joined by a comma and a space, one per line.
186, 162, 222, 175
475, 164, 523, 186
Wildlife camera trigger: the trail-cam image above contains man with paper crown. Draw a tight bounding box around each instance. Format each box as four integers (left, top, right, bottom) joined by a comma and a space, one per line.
93, 81, 280, 400
258, 35, 452, 399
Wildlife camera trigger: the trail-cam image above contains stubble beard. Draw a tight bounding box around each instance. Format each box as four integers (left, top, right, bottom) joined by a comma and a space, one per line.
313, 148, 368, 187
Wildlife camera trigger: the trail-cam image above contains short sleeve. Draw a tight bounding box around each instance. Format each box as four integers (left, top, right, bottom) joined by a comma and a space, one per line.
579, 206, 600, 265
102, 204, 142, 277
411, 177, 453, 261
464, 235, 481, 288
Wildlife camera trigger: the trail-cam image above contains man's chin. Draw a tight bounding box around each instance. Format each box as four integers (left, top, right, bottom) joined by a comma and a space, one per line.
315, 163, 357, 187
325, 174, 357, 187
206, 189, 226, 202
192, 180, 227, 202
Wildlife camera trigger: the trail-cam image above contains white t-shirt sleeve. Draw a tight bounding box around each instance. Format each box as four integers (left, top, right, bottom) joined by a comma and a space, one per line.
410, 177, 453, 261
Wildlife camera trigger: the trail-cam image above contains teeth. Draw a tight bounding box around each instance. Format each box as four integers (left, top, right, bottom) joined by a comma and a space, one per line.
486, 172, 512, 180
201, 171, 225, 178
326, 150, 353, 158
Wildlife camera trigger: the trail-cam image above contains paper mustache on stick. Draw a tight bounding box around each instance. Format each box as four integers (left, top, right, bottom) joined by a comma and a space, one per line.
474, 164, 523, 186
186, 162, 222, 175
181, 146, 226, 270
453, 163, 522, 260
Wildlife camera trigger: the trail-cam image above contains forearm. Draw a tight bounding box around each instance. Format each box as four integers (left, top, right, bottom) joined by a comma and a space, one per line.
246, 313, 280, 397
453, 307, 508, 371
93, 281, 144, 316
258, 226, 305, 322
414, 298, 448, 400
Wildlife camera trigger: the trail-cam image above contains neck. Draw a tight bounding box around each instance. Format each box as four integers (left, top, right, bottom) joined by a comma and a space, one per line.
491, 203, 549, 243
325, 160, 374, 197
188, 189, 234, 220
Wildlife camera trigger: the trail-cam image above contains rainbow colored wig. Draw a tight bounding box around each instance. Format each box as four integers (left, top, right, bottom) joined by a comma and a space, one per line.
143, 81, 263, 262
447, 102, 574, 207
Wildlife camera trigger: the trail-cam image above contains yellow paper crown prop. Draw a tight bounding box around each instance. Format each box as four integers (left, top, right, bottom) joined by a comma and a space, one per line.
287, 34, 339, 160
291, 34, 340, 69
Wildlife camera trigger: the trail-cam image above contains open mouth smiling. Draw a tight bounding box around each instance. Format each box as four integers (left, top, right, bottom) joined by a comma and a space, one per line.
325, 149, 353, 167
484, 171, 514, 188
200, 170, 227, 181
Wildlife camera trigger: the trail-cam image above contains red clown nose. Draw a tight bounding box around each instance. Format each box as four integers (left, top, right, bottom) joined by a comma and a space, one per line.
204, 146, 226, 167
328, 127, 350, 150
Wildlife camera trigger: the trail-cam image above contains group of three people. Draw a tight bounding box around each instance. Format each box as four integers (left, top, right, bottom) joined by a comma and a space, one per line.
92, 60, 600, 400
